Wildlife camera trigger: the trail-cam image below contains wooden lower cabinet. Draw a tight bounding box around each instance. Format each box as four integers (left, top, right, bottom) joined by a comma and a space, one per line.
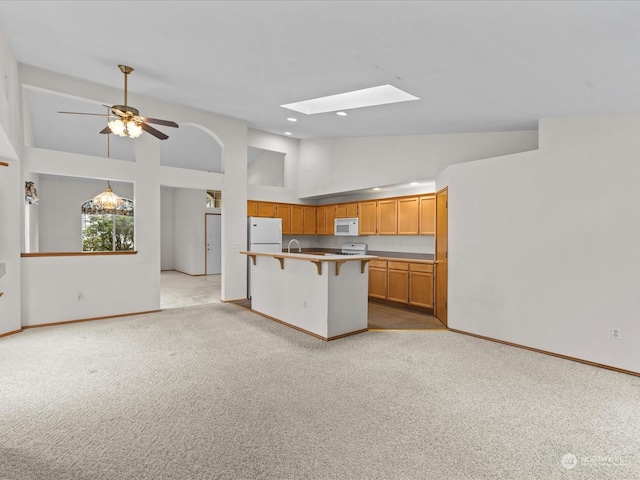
387, 261, 409, 303
368, 260, 388, 299
409, 263, 434, 308
369, 259, 434, 311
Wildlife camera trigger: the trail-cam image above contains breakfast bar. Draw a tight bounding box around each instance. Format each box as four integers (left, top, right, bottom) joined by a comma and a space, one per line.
241, 251, 377, 340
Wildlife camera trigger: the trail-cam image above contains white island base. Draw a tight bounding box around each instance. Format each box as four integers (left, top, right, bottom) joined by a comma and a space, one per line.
242, 252, 376, 340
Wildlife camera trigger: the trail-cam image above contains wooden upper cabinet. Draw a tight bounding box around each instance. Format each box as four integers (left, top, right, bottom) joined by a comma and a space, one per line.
247, 200, 258, 217
290, 205, 304, 234
316, 205, 335, 236
325, 205, 336, 235
335, 203, 358, 218
257, 202, 276, 218
303, 206, 316, 235
397, 197, 419, 235
248, 200, 278, 218
276, 204, 292, 235
316, 207, 326, 235
358, 201, 377, 235
419, 195, 435, 235
377, 199, 398, 235
346, 203, 358, 217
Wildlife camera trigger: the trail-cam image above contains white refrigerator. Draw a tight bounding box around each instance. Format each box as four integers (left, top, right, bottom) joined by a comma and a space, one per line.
247, 217, 282, 298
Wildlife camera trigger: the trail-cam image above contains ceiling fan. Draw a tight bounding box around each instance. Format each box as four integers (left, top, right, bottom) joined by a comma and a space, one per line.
58, 64, 179, 140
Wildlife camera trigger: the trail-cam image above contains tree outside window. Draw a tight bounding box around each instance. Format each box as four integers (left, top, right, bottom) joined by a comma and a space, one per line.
81, 192, 134, 252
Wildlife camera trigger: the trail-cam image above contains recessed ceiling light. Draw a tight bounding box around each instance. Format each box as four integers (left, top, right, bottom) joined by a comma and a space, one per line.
410, 182, 420, 186
336, 111, 347, 116
373, 187, 381, 191
281, 84, 419, 115
287, 117, 297, 122
284, 131, 292, 136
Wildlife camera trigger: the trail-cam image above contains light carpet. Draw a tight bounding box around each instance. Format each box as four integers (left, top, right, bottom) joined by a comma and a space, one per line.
1, 303, 638, 480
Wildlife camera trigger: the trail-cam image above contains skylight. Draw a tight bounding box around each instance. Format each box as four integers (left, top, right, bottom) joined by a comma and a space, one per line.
281, 85, 419, 115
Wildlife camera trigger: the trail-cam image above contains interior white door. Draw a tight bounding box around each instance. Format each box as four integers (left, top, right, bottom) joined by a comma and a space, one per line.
206, 214, 222, 275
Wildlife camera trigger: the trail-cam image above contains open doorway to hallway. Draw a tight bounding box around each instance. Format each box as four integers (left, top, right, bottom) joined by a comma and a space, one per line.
160, 271, 221, 309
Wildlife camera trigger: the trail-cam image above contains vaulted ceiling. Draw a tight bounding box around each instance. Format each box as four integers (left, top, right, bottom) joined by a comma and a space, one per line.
1, 1, 639, 141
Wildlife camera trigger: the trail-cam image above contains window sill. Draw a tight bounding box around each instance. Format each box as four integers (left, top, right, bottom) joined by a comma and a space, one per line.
21, 251, 138, 258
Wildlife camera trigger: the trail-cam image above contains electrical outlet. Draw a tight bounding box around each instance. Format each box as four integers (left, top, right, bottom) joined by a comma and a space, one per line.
77, 290, 84, 301
303, 300, 307, 309
611, 328, 621, 340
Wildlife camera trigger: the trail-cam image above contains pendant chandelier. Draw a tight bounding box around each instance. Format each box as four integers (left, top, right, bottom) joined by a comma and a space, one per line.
81, 128, 134, 216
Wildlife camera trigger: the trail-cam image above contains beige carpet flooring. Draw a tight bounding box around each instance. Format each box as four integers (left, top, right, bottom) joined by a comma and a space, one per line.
1, 303, 638, 479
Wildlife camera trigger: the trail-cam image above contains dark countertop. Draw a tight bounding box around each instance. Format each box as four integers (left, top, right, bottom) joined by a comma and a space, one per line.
368, 250, 434, 262
291, 248, 434, 262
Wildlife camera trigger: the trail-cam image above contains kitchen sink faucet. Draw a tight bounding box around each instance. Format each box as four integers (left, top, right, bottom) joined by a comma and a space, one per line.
288, 239, 301, 253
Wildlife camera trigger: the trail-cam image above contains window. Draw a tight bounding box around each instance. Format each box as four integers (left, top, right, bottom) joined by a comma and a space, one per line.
81, 193, 134, 252
207, 190, 222, 209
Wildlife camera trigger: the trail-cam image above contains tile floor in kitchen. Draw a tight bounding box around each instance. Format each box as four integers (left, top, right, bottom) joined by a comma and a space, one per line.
160, 270, 445, 331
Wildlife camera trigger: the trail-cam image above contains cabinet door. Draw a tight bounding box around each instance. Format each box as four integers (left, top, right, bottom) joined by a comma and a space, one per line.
303, 206, 316, 235
276, 204, 291, 235
247, 200, 258, 217
335, 204, 347, 218
397, 197, 419, 235
346, 203, 358, 217
358, 201, 377, 235
290, 205, 304, 234
419, 195, 435, 235
387, 264, 409, 303
409, 269, 434, 308
316, 207, 326, 235
377, 199, 398, 235
368, 267, 388, 299
325, 205, 336, 235
257, 202, 276, 218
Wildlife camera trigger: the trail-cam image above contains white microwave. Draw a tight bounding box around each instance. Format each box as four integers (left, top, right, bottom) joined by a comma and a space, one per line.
334, 217, 359, 236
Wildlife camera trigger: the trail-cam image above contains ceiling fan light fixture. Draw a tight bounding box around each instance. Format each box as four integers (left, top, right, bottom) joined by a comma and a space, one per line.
126, 121, 143, 138
108, 117, 143, 138
108, 118, 126, 136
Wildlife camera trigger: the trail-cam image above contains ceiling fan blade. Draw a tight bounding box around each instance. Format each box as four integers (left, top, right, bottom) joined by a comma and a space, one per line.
99, 125, 112, 134
141, 122, 169, 140
140, 116, 179, 128
58, 111, 110, 117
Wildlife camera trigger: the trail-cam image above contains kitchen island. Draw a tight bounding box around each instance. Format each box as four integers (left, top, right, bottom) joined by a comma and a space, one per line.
241, 251, 377, 340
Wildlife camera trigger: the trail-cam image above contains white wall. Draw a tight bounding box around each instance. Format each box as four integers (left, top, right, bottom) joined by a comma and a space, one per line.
438, 114, 640, 373
247, 129, 302, 204
298, 131, 538, 198
248, 148, 284, 187
23, 171, 39, 253
0, 30, 21, 336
